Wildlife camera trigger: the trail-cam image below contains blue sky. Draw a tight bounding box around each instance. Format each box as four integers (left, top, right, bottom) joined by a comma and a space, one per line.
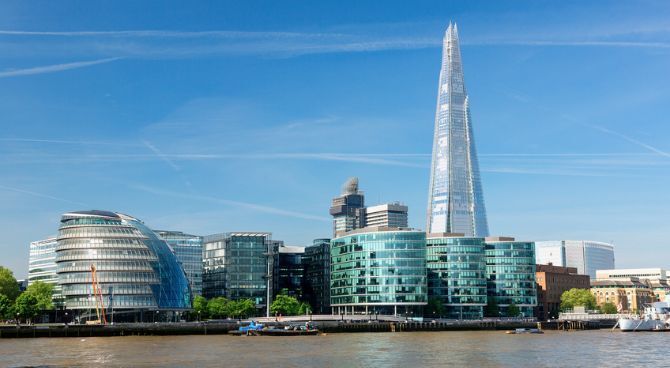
1, 1, 669, 278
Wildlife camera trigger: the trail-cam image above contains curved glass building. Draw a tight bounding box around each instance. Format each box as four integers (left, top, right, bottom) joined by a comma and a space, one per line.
426, 235, 487, 319
330, 228, 427, 316
55, 210, 191, 318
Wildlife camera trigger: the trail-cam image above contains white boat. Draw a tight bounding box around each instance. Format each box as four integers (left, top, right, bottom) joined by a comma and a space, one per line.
618, 300, 670, 331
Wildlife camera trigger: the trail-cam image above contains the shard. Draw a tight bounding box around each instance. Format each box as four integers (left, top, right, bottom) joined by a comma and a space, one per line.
426, 23, 489, 237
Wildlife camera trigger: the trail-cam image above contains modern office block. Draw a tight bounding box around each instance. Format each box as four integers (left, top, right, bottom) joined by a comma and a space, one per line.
55, 210, 191, 317
155, 230, 203, 296
485, 237, 537, 317
330, 227, 427, 316
364, 203, 408, 228
329, 177, 366, 237
426, 234, 487, 319
29, 237, 63, 305
426, 23, 489, 237
535, 240, 615, 279
272, 245, 305, 299
202, 232, 274, 310
595, 268, 666, 281
303, 238, 331, 314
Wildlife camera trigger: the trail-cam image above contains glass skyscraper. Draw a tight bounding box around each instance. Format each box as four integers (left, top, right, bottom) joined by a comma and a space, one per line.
55, 210, 191, 318
155, 230, 203, 296
304, 238, 331, 314
426, 23, 489, 237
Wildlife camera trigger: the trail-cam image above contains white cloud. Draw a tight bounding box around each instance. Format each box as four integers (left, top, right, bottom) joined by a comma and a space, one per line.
0, 57, 122, 78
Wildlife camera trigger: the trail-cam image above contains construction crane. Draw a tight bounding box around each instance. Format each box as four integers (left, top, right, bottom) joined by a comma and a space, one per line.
90, 264, 107, 325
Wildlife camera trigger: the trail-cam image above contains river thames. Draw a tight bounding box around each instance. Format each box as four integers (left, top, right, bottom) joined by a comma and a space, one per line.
0, 330, 663, 367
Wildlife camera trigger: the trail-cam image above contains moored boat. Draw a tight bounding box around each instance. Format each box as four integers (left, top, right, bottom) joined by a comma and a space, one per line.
618, 301, 670, 331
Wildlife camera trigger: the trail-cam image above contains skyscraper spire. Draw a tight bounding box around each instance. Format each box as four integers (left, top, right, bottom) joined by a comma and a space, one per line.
426, 24, 489, 237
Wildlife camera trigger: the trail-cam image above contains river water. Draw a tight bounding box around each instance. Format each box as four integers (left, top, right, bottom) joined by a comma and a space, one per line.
0, 330, 663, 367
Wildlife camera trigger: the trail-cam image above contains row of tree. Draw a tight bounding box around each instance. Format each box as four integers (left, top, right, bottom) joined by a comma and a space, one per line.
0, 266, 54, 323
192, 290, 311, 320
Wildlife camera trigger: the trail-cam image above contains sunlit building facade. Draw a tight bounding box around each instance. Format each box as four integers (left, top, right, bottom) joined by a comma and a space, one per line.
155, 230, 203, 296
28, 237, 63, 305
202, 232, 273, 309
55, 210, 191, 318
426, 234, 487, 319
535, 240, 615, 279
426, 23, 488, 237
485, 237, 537, 317
331, 228, 427, 315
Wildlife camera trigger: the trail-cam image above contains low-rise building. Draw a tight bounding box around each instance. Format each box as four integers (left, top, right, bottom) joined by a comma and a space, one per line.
535, 264, 590, 320
591, 277, 654, 313
595, 268, 667, 282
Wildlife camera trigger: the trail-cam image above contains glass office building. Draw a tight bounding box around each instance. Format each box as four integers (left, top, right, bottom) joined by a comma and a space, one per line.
55, 210, 191, 318
272, 245, 305, 300
426, 235, 487, 319
426, 23, 489, 237
535, 240, 615, 279
29, 237, 63, 306
155, 230, 203, 296
331, 228, 427, 315
304, 238, 331, 314
202, 232, 273, 309
485, 238, 537, 317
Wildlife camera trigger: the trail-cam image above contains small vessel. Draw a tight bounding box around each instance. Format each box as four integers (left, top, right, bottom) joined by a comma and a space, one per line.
229, 321, 319, 336
506, 328, 543, 334
618, 301, 670, 331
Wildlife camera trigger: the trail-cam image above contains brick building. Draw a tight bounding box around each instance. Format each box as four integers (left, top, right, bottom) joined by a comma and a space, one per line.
536, 264, 590, 320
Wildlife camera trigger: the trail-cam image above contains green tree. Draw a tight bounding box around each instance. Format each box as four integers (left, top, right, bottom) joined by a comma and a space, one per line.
193, 295, 208, 320
298, 302, 311, 315
600, 302, 617, 314
207, 297, 231, 318
507, 302, 520, 317
425, 297, 446, 318
0, 267, 20, 301
484, 298, 499, 317
229, 299, 256, 319
24, 281, 54, 310
15, 293, 39, 323
0, 294, 12, 320
270, 294, 301, 316
560, 288, 597, 311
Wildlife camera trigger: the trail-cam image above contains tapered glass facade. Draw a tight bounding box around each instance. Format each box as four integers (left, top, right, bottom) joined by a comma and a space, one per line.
485, 240, 537, 317
426, 235, 486, 319
331, 229, 427, 315
426, 23, 488, 237
55, 210, 191, 312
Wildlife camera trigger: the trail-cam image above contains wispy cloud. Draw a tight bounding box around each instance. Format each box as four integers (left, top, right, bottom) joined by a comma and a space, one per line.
589, 125, 670, 158
142, 140, 181, 171
466, 40, 670, 49
0, 57, 122, 78
0, 184, 87, 206
130, 184, 329, 222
